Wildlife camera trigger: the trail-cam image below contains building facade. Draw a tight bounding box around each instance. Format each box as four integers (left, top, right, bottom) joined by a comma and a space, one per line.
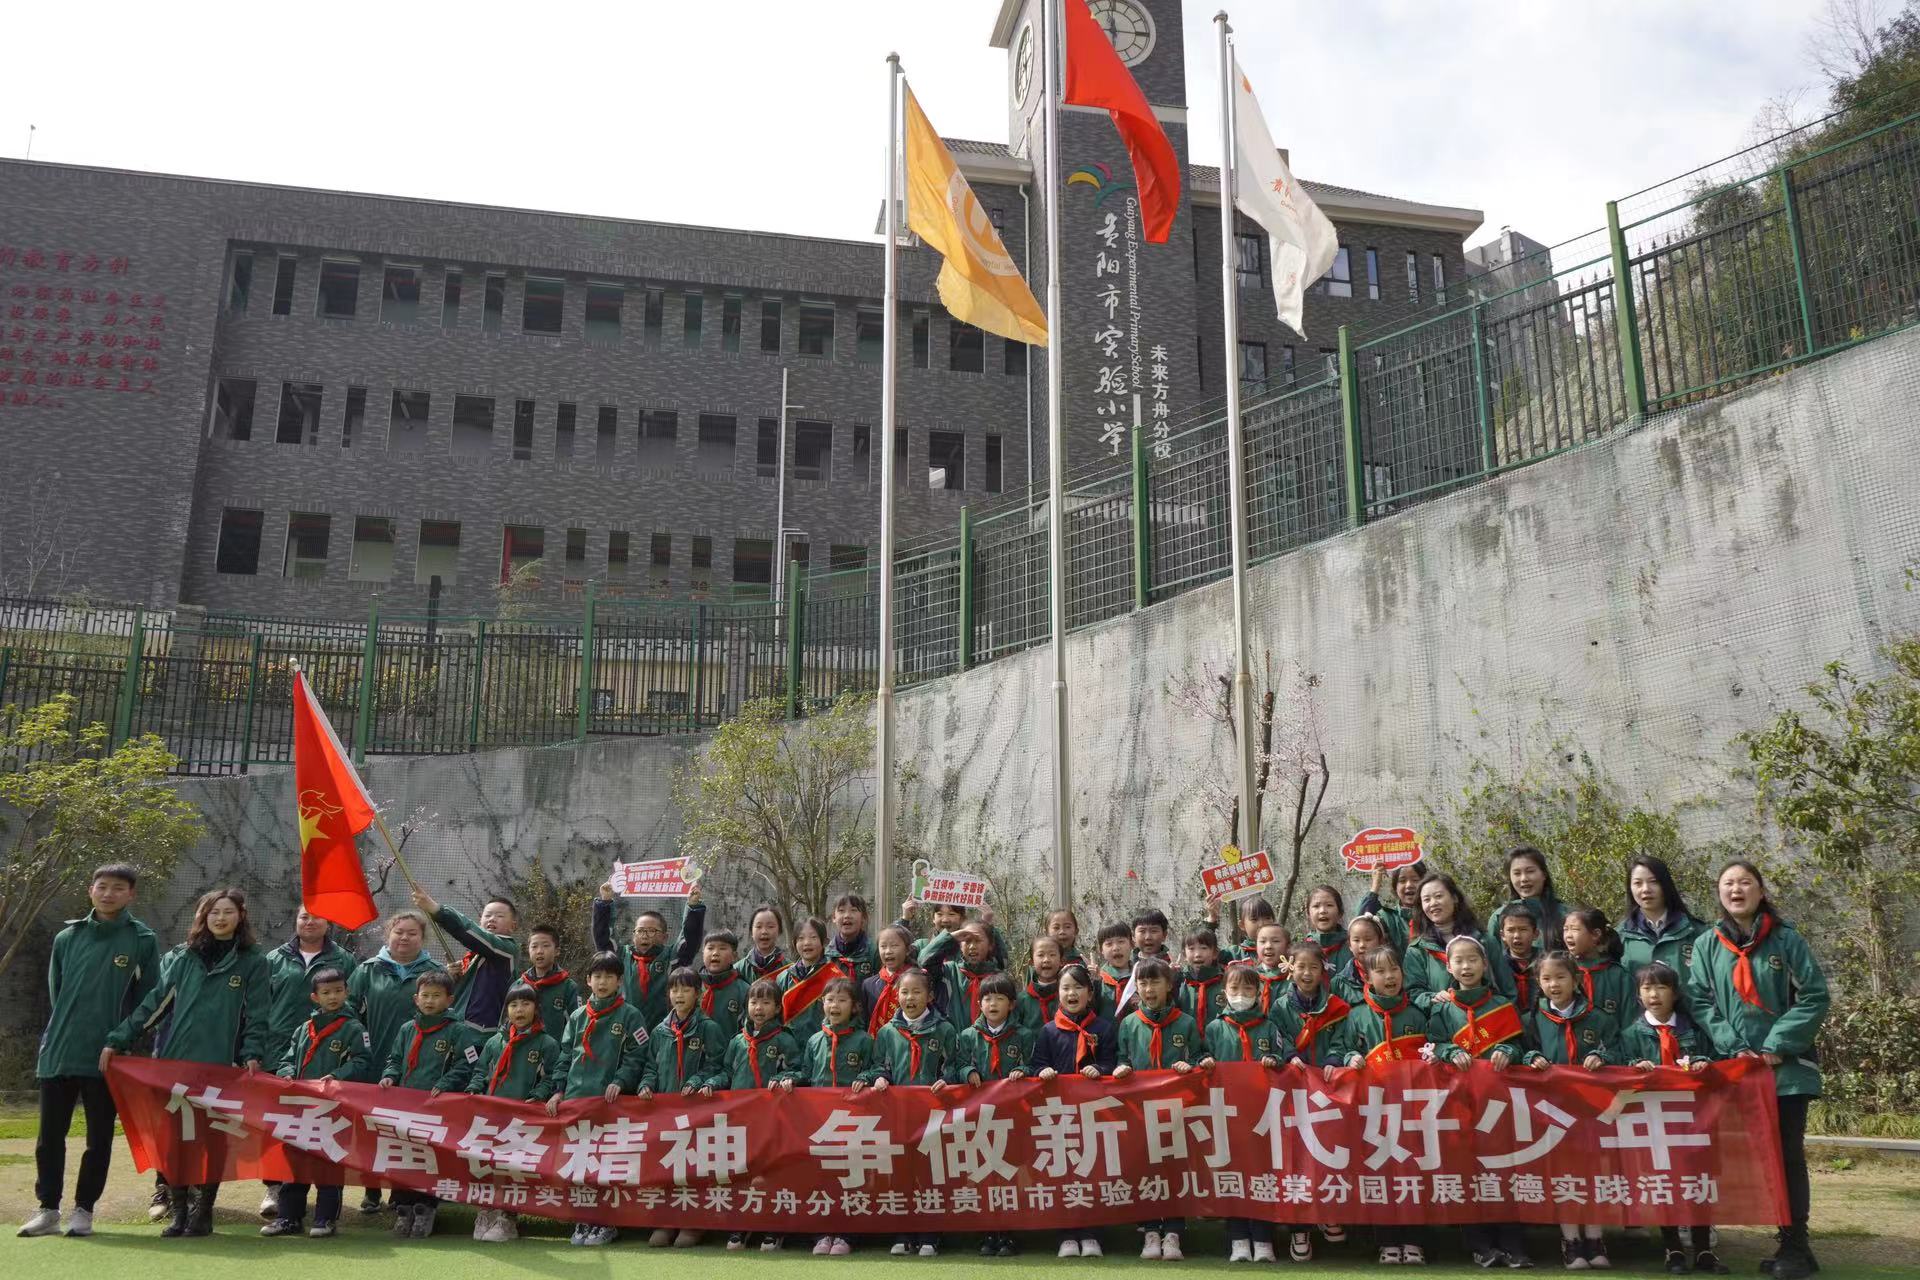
0, 0, 1478, 620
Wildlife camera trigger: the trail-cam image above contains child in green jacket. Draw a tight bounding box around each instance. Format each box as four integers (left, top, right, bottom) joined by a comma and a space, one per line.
1405, 873, 1512, 1004
639, 967, 726, 1098
1525, 950, 1618, 1269
591, 882, 705, 1029
873, 968, 963, 1257
263, 966, 369, 1239
1270, 940, 1358, 1071
1014, 935, 1063, 1030
1201, 964, 1290, 1264
546, 953, 644, 1247
1625, 961, 1727, 1276
518, 923, 578, 1036
696, 928, 749, 1037
1251, 923, 1293, 1015
1562, 907, 1634, 1021
1301, 885, 1352, 974
375, 968, 477, 1240
959, 973, 1033, 1259
1094, 923, 1134, 1019
721, 980, 803, 1253
1357, 861, 1424, 952
733, 904, 791, 984
935, 924, 1004, 1033
466, 983, 559, 1244
825, 892, 882, 986
802, 978, 881, 1258
1331, 916, 1388, 1006
410, 885, 519, 1029
1177, 929, 1227, 1035
778, 916, 852, 1045
1114, 958, 1197, 1261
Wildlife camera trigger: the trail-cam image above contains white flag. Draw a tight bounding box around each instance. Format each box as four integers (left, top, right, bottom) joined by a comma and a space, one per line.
1232, 57, 1337, 338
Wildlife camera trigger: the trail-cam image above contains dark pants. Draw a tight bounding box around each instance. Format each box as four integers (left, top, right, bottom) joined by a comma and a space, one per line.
1143, 1218, 1184, 1233
1463, 1222, 1526, 1257
1663, 1226, 1716, 1250
34, 1076, 117, 1213
1778, 1094, 1810, 1231
391, 1189, 438, 1209
278, 1182, 343, 1225
1225, 1219, 1273, 1244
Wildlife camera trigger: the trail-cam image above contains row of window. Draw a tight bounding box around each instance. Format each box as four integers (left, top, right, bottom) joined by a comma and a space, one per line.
209, 379, 1007, 493
224, 250, 1031, 375
215, 509, 871, 593
1234, 234, 1448, 307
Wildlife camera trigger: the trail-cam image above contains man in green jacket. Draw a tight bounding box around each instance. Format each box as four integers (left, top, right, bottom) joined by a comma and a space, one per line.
21, 863, 161, 1240
264, 909, 358, 1070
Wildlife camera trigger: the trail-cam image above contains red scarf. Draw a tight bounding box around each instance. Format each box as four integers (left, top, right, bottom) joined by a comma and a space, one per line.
895, 1020, 932, 1079
1363, 989, 1425, 1064
957, 964, 996, 1024
523, 966, 570, 990
1539, 1003, 1585, 1063
1184, 972, 1223, 1031
1221, 1013, 1261, 1062
868, 968, 903, 1035
1717, 915, 1775, 1011
701, 972, 741, 1018
745, 950, 791, 981
1133, 1005, 1181, 1068
1256, 970, 1288, 1014
301, 1014, 348, 1071
487, 1024, 533, 1095
667, 1015, 694, 1082
1053, 1008, 1099, 1070
1577, 957, 1614, 1007
581, 995, 625, 1061
631, 949, 657, 999
977, 1023, 1012, 1076
1441, 988, 1522, 1057
405, 1017, 450, 1074
822, 1024, 856, 1084
1025, 979, 1059, 1024
1293, 991, 1352, 1055
1651, 1019, 1682, 1067
1099, 968, 1127, 1006
781, 959, 848, 1025
1506, 954, 1534, 1010
743, 1023, 780, 1087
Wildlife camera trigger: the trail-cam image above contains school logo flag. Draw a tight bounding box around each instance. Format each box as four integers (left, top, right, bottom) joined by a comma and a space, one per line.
291, 668, 379, 929
903, 85, 1048, 346
1231, 55, 1337, 337
1062, 0, 1180, 244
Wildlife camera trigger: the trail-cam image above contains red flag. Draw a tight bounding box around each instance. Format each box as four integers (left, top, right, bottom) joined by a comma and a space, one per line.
1062, 0, 1181, 244
291, 669, 378, 929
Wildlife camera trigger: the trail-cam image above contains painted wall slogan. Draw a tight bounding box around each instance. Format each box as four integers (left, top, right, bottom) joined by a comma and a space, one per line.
0, 245, 166, 412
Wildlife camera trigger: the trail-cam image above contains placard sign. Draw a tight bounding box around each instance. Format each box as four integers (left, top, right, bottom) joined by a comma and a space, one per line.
1341, 827, 1425, 873
610, 857, 701, 898
909, 859, 990, 909
1200, 846, 1275, 902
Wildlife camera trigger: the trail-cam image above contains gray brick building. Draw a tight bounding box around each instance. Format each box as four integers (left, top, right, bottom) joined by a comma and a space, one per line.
0, 0, 1478, 621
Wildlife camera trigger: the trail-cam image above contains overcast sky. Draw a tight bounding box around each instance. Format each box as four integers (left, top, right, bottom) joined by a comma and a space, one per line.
2, 1, 1834, 253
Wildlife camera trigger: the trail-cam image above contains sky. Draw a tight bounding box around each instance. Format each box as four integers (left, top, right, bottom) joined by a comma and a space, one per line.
0, 1, 1837, 255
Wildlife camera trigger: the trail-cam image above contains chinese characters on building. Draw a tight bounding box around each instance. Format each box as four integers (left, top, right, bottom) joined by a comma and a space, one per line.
0, 246, 163, 411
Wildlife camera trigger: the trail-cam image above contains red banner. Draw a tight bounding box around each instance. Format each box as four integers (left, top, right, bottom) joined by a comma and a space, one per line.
105, 1057, 1785, 1229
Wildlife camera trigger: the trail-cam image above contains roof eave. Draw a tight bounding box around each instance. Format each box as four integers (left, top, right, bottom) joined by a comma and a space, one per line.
1191, 186, 1484, 238
990, 0, 1025, 48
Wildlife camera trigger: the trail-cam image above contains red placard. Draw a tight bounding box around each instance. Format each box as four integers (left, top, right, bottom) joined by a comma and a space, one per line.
1201, 847, 1276, 902
610, 857, 699, 898
1342, 827, 1425, 873
910, 860, 990, 909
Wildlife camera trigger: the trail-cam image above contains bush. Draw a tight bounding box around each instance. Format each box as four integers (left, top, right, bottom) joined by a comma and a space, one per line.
1818, 992, 1920, 1076
510, 857, 603, 971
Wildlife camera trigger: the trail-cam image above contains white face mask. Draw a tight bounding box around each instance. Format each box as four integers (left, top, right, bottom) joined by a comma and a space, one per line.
1225, 992, 1258, 1013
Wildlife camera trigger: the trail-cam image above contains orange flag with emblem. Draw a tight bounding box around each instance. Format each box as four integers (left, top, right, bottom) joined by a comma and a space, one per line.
292, 668, 378, 929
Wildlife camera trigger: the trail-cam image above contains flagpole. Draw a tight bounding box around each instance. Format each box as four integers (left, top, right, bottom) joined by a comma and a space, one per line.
1041, 0, 1075, 907
874, 52, 902, 914
1215, 12, 1260, 856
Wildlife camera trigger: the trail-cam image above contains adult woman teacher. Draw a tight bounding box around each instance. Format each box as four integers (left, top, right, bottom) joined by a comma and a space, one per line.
1619, 855, 1709, 1000
346, 908, 442, 1216
1687, 860, 1829, 1280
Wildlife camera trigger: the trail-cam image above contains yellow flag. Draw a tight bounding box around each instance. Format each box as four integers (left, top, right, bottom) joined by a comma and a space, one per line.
903, 85, 1048, 346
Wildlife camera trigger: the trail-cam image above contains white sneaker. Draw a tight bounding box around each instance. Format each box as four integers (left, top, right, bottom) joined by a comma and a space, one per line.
891, 1240, 911, 1256
1252, 1241, 1276, 1263
918, 1243, 937, 1258
1141, 1231, 1163, 1260
1162, 1232, 1184, 1261
18, 1209, 60, 1237
486, 1213, 515, 1244
64, 1209, 93, 1238
1291, 1231, 1314, 1262
648, 1227, 675, 1247
1322, 1224, 1347, 1243
1380, 1246, 1403, 1264
261, 1192, 281, 1218
1058, 1239, 1081, 1258
473, 1209, 493, 1241
1231, 1239, 1253, 1263
1080, 1238, 1103, 1258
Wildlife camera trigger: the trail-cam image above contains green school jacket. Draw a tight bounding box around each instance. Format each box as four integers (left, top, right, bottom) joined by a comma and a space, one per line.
276, 1011, 372, 1081
1424, 985, 1529, 1067
1522, 997, 1621, 1067
1115, 1004, 1200, 1070
957, 1017, 1037, 1080
939, 959, 1004, 1034
1203, 1009, 1289, 1064
1013, 979, 1059, 1031
874, 1014, 961, 1086
435, 905, 518, 1026
348, 952, 442, 1075
723, 1023, 803, 1089
108, 942, 271, 1066
37, 910, 161, 1079
1330, 956, 1372, 1008
1178, 965, 1228, 1035
1489, 895, 1567, 954
468, 1028, 561, 1101
1618, 1012, 1718, 1067
1305, 928, 1354, 974
1095, 963, 1132, 1020
1404, 928, 1514, 1002
380, 1013, 479, 1091
733, 949, 790, 985
639, 1012, 726, 1093
556, 994, 647, 1098
826, 931, 881, 986
1686, 914, 1829, 1096
1268, 987, 1360, 1068
697, 971, 750, 1039
1253, 966, 1290, 1016
803, 1023, 883, 1087
518, 968, 580, 1036
1619, 911, 1710, 993
1357, 893, 1415, 953
591, 899, 705, 1029
264, 938, 357, 1069
1575, 956, 1636, 1022
1341, 991, 1433, 1066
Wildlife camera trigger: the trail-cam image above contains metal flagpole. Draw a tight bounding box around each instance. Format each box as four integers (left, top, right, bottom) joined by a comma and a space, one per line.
774, 365, 790, 608
1215, 12, 1260, 855
1041, 0, 1075, 906
874, 53, 902, 913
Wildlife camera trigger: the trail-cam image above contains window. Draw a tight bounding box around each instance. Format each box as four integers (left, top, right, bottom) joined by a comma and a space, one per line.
1406, 250, 1419, 303
212, 377, 256, 440
1319, 348, 1338, 381
416, 520, 461, 584
442, 270, 463, 327
272, 257, 297, 315
452, 395, 495, 458
651, 532, 672, 569
564, 528, 588, 583
1004, 339, 1027, 377
988, 206, 1005, 230
895, 427, 908, 480
731, 538, 772, 597
523, 277, 564, 334
911, 311, 929, 368
342, 386, 366, 448
512, 399, 535, 460
692, 535, 713, 572
856, 308, 884, 363
639, 410, 677, 467
1282, 345, 1297, 385
215, 508, 264, 575
1235, 232, 1263, 290
226, 251, 253, 314
283, 513, 331, 579
349, 516, 393, 582
382, 266, 422, 323
756, 418, 780, 478
608, 530, 632, 580
760, 299, 782, 352
1238, 341, 1268, 387
317, 260, 360, 318
276, 381, 323, 445
929, 430, 964, 490
643, 288, 664, 343
1432, 253, 1447, 305
555, 402, 576, 460
595, 405, 618, 466
500, 525, 544, 583
1366, 247, 1380, 301
722, 296, 742, 351
797, 302, 834, 357
830, 544, 867, 572
794, 421, 832, 482
1320, 246, 1351, 298
852, 425, 872, 483
697, 414, 736, 471
483, 273, 505, 331
949, 319, 984, 372
585, 284, 622, 341
683, 293, 703, 347
986, 435, 1003, 493
389, 388, 431, 452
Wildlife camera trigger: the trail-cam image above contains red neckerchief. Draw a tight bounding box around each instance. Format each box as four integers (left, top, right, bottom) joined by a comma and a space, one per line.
1220, 1011, 1262, 1061
701, 972, 741, 1017
744, 1022, 780, 1087
822, 1024, 856, 1084
1362, 988, 1425, 1064
1183, 971, 1223, 1031
1256, 970, 1288, 1013
631, 948, 658, 998
405, 1017, 450, 1073
1133, 1005, 1180, 1068
581, 995, 625, 1061
745, 949, 790, 981
1576, 957, 1616, 1007
668, 1014, 693, 1082
781, 958, 849, 1024
1293, 990, 1352, 1054
302, 1014, 348, 1071
1648, 1016, 1682, 1066
1539, 1002, 1587, 1063
1716, 915, 1775, 1011
958, 963, 996, 1024
868, 967, 903, 1035
895, 1018, 932, 1079
1098, 968, 1127, 1003
1025, 979, 1059, 1024
523, 967, 570, 989
1506, 953, 1534, 1009
1440, 988, 1522, 1056
977, 1022, 1012, 1076
487, 1024, 532, 1094
1052, 1007, 1099, 1070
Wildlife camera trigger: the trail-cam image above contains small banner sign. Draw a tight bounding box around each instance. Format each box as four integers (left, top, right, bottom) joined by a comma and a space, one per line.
1342, 827, 1425, 873
1201, 845, 1276, 902
610, 857, 702, 898
909, 860, 991, 909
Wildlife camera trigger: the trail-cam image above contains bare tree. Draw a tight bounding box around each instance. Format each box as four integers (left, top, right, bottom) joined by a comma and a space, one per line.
1259, 666, 1331, 924
0, 469, 86, 598
1807, 0, 1891, 85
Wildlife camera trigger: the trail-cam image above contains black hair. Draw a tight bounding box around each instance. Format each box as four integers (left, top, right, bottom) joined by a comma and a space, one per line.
1627, 855, 1695, 924
1499, 902, 1542, 930
1363, 944, 1403, 973
747, 977, 784, 1004
1132, 909, 1170, 932
503, 981, 539, 1007
1224, 962, 1262, 988
308, 966, 348, 991
748, 903, 787, 934
528, 922, 560, 943
894, 966, 933, 993
1305, 884, 1346, 919
879, 922, 915, 954
416, 969, 455, 994
585, 950, 624, 978
186, 886, 257, 954
1417, 872, 1482, 935
1059, 962, 1095, 992
1390, 862, 1426, 890
484, 896, 519, 920
1346, 914, 1388, 947
1047, 906, 1081, 927
1289, 938, 1326, 964
1134, 957, 1175, 984
1183, 928, 1219, 951
1563, 906, 1625, 960
1505, 846, 1561, 908
831, 892, 869, 916
633, 909, 668, 928
1096, 922, 1132, 945
667, 965, 701, 992
90, 862, 140, 889
979, 972, 1018, 1001
822, 976, 860, 1004
1634, 960, 1682, 992
1030, 933, 1063, 958
704, 928, 740, 951
794, 916, 831, 951
1533, 948, 1580, 987
1239, 897, 1276, 924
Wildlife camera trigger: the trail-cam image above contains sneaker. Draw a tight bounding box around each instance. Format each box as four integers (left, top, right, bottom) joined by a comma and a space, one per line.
997, 1238, 1018, 1257
260, 1217, 302, 1237
1252, 1241, 1276, 1263
260, 1192, 281, 1219
149, 1187, 171, 1221
765, 1236, 787, 1252
982, 1236, 1001, 1258
674, 1228, 703, 1247
648, 1227, 675, 1248
814, 1236, 834, 1256
1508, 1252, 1537, 1270
569, 1222, 587, 1246
892, 1239, 912, 1256
1141, 1230, 1164, 1261
1322, 1225, 1348, 1244
1562, 1238, 1590, 1270
1080, 1238, 1103, 1258
1587, 1240, 1611, 1270
919, 1242, 939, 1258
728, 1233, 748, 1252
1161, 1232, 1183, 1261
1380, 1246, 1404, 1264
1291, 1231, 1314, 1263
1691, 1251, 1728, 1275
1231, 1238, 1254, 1263
1665, 1250, 1691, 1275
595, 1226, 623, 1246
1058, 1240, 1082, 1258
1405, 1244, 1427, 1265
309, 1221, 337, 1238
831, 1237, 853, 1255
411, 1205, 437, 1238
63, 1209, 93, 1238
580, 1226, 609, 1247
18, 1209, 60, 1238
391, 1205, 415, 1238
359, 1191, 382, 1216
473, 1209, 494, 1241
1472, 1251, 1503, 1269
484, 1213, 514, 1245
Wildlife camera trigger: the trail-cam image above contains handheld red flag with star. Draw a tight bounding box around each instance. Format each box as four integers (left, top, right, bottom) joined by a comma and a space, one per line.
291, 668, 379, 929
1062, 0, 1181, 244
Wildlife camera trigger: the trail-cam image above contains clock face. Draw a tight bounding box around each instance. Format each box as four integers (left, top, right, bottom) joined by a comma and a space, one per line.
1089, 0, 1156, 68
1013, 23, 1034, 105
